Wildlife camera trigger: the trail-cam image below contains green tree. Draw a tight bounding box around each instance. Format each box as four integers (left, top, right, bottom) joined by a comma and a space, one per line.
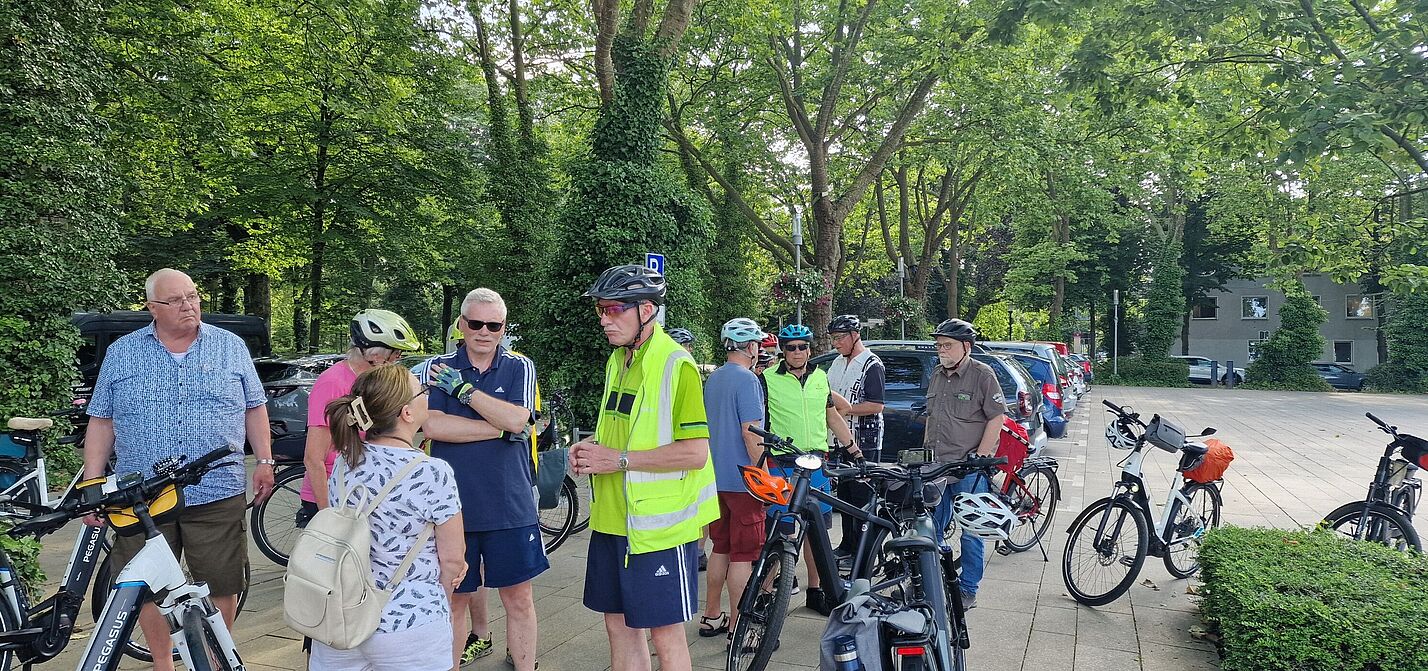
1245, 281, 1333, 390
1368, 291, 1428, 393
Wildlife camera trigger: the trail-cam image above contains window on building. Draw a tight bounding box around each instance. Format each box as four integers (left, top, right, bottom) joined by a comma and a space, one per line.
1334, 341, 1353, 364
1242, 296, 1269, 319
1248, 339, 1268, 362
1312, 295, 1321, 306
1346, 295, 1375, 319
1191, 297, 1219, 319
1258, 330, 1270, 340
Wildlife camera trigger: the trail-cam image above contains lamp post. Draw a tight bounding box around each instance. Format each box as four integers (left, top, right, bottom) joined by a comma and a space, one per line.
1113, 289, 1120, 377
793, 208, 804, 325
898, 256, 906, 340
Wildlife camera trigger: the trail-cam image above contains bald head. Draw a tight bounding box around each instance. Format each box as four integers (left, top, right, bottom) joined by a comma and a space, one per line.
144, 269, 202, 333
145, 269, 194, 301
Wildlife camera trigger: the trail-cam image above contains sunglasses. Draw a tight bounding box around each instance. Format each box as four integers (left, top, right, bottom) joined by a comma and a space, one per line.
782, 343, 810, 352
595, 302, 640, 318
464, 318, 505, 332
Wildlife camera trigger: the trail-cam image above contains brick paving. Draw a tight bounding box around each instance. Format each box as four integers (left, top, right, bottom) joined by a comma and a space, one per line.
37, 385, 1428, 670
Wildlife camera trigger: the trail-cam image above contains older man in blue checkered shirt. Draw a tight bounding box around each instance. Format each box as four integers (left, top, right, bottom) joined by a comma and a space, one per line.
83, 268, 275, 671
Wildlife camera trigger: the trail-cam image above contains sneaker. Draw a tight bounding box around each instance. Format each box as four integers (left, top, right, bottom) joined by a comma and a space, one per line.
504, 650, 538, 670
960, 590, 978, 611
461, 634, 493, 667
806, 587, 833, 616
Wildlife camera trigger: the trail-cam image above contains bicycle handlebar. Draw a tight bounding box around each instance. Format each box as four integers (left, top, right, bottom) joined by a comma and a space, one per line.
1366, 412, 1396, 435
1103, 399, 1145, 426
8, 446, 240, 539
825, 454, 1006, 483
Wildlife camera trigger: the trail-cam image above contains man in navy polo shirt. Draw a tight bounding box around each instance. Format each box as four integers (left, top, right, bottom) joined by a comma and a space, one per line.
423, 288, 544, 671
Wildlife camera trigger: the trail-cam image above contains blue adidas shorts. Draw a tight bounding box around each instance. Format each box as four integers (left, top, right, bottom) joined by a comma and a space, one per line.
583, 532, 699, 629
457, 524, 549, 592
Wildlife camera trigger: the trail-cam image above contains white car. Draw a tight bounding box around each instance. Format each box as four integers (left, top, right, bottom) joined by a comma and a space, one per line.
1171, 355, 1246, 385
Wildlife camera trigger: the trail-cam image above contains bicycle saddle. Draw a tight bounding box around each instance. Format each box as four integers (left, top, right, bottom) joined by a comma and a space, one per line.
1181, 441, 1209, 458
1177, 441, 1209, 473
6, 417, 52, 431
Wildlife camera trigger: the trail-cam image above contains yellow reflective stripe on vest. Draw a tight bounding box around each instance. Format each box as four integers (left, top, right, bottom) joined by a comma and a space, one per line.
626, 351, 689, 484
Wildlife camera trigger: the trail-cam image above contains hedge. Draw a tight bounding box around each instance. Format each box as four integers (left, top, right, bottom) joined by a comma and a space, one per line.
1093, 356, 1189, 387
1198, 526, 1428, 671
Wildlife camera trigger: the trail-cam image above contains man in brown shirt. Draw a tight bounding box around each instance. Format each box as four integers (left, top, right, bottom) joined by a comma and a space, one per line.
923, 318, 1004, 610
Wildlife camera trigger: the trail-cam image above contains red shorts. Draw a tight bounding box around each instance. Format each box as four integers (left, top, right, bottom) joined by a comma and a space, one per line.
709, 492, 766, 562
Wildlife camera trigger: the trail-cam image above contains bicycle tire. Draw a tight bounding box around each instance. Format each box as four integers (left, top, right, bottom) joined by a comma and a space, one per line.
1061, 497, 1148, 607
571, 474, 591, 533
0, 547, 19, 671
1001, 465, 1061, 553
251, 465, 307, 566
538, 476, 578, 553
0, 476, 43, 522
726, 545, 796, 671
92, 546, 250, 662
1323, 501, 1423, 553
180, 607, 215, 671
1163, 483, 1222, 578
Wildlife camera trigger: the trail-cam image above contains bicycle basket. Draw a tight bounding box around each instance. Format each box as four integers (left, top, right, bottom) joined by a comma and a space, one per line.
1144, 415, 1187, 453
105, 483, 185, 536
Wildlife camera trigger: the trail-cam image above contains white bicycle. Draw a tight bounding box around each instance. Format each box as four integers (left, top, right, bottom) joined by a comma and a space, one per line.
11, 445, 248, 671
1060, 400, 1225, 606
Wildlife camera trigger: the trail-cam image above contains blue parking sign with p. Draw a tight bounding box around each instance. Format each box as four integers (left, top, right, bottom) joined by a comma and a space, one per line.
645, 252, 665, 275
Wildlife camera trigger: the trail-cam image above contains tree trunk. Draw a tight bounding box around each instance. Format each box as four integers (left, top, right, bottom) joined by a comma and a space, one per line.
292, 271, 308, 355
945, 237, 962, 319
245, 273, 270, 321
441, 284, 456, 336
1180, 311, 1191, 355
307, 94, 333, 353
1088, 297, 1096, 357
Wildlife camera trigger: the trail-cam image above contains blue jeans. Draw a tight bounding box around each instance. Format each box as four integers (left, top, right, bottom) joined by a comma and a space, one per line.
932, 472, 991, 596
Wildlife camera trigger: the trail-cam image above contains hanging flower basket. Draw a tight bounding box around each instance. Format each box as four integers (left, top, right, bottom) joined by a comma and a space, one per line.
770, 269, 833, 314
883, 296, 923, 323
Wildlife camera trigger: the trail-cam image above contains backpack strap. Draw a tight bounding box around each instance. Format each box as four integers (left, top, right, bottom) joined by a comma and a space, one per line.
386, 522, 434, 590
361, 452, 429, 517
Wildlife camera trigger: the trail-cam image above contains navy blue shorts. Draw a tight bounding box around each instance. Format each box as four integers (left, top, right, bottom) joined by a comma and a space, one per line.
457, 524, 549, 592
583, 532, 699, 629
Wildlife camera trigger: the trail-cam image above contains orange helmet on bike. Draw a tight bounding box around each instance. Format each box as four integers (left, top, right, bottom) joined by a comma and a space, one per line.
739, 465, 791, 506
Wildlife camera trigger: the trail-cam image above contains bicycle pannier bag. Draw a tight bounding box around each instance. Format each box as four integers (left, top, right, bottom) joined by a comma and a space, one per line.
1144, 415, 1188, 453
996, 417, 1031, 474
1185, 439, 1234, 484
284, 454, 432, 649
536, 448, 568, 509
1401, 435, 1428, 470
820, 593, 898, 671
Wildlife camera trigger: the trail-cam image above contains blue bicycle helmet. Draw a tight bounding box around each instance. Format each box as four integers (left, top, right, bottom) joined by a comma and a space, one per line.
777, 324, 814, 343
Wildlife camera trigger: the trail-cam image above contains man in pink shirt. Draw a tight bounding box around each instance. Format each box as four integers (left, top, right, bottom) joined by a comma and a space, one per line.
299, 310, 423, 522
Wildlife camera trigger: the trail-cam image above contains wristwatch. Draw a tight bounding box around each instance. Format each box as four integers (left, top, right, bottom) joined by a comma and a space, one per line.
618, 451, 629, 472
256, 459, 276, 466
457, 387, 476, 406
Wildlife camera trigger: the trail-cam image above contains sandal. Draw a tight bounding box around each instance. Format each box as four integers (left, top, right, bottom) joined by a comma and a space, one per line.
699, 612, 729, 637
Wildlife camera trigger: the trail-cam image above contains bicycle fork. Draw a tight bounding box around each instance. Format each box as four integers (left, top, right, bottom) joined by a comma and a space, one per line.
169, 594, 245, 671
1092, 501, 1136, 567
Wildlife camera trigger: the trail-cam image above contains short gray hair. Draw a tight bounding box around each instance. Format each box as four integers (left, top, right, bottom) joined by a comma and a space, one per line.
459, 288, 507, 317
144, 268, 192, 301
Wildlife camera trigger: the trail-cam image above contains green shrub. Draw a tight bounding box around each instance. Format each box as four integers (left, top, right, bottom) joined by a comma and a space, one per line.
1199, 526, 1428, 671
1094, 356, 1189, 387
1138, 244, 1185, 358
1367, 291, 1428, 393
1243, 281, 1332, 391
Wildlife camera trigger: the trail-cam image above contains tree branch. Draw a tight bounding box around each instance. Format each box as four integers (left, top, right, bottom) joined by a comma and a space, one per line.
832, 72, 939, 221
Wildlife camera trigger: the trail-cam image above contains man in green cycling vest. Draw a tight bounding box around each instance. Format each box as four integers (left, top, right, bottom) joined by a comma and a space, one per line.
570, 264, 718, 671
760, 323, 855, 615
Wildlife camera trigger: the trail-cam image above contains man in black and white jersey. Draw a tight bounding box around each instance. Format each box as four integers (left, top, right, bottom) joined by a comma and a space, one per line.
824, 314, 886, 561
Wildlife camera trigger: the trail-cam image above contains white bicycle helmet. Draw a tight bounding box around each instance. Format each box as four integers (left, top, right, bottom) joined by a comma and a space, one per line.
350, 309, 422, 352
1105, 419, 1138, 450
952, 492, 1017, 540
721, 318, 767, 348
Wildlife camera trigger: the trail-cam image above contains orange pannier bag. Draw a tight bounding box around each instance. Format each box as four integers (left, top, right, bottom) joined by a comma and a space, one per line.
1185, 438, 1234, 483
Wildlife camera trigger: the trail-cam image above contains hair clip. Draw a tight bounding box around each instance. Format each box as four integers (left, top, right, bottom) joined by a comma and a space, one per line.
349, 396, 374, 431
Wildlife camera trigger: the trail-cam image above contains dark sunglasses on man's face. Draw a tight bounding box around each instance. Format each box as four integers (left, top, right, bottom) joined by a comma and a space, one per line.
464, 318, 505, 333
782, 343, 810, 352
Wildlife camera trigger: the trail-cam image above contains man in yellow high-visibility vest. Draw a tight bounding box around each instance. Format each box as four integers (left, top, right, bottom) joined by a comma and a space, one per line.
570, 264, 718, 671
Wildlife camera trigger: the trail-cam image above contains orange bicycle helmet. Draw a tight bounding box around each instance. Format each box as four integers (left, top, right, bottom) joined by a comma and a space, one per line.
739, 465, 791, 506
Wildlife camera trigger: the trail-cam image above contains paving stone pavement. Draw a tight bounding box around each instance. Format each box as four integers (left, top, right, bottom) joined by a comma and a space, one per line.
37, 385, 1428, 670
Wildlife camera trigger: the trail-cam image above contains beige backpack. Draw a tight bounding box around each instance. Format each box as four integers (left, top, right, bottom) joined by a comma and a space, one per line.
283, 454, 432, 649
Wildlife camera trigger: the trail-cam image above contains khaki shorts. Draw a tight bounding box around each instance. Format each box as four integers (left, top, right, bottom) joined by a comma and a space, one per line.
110, 494, 248, 596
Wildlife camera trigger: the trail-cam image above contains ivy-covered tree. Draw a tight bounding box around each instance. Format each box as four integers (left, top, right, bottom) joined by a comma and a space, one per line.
1368, 291, 1428, 393
1244, 280, 1332, 390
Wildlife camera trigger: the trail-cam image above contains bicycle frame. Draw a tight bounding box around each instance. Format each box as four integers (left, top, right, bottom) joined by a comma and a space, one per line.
82, 506, 244, 671
1100, 443, 1198, 558
0, 523, 107, 666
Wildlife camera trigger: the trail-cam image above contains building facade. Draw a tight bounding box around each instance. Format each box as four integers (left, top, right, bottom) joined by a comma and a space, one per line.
1171, 275, 1384, 370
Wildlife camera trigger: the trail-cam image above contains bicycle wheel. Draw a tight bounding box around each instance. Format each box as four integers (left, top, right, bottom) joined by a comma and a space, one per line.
538, 476, 578, 553
726, 545, 796, 671
571, 473, 591, 533
1002, 466, 1061, 553
1163, 483, 1222, 578
0, 547, 21, 671
1323, 501, 1423, 553
251, 465, 307, 566
180, 607, 215, 671
93, 547, 250, 662
1061, 497, 1148, 607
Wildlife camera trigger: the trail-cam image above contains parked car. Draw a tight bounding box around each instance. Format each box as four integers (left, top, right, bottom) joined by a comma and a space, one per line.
1312, 362, 1368, 391
812, 342, 1049, 457
1170, 355, 1246, 385
1004, 353, 1070, 439
980, 341, 1078, 415
1068, 353, 1094, 382
255, 354, 345, 461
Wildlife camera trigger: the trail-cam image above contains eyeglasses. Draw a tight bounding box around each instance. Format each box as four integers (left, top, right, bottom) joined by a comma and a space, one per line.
782, 343, 810, 352
409, 386, 430, 403
150, 292, 203, 307
464, 318, 505, 333
362, 347, 402, 367
934, 342, 963, 351
831, 332, 854, 342
595, 302, 640, 319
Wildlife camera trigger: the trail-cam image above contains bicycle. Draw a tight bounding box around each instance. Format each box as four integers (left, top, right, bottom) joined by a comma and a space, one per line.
534, 390, 586, 552
247, 454, 306, 566
12, 445, 249, 671
1320, 412, 1425, 553
1061, 400, 1224, 607
0, 405, 86, 520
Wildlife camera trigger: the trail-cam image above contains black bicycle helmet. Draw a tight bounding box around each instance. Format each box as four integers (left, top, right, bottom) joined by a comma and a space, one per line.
668, 328, 695, 345
583, 265, 667, 305
828, 314, 861, 333
931, 318, 978, 342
